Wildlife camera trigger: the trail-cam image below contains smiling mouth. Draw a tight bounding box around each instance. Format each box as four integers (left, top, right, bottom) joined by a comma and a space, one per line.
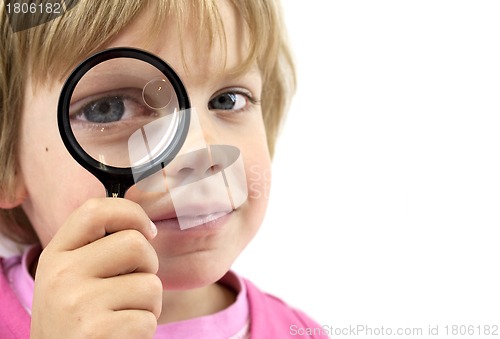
176, 210, 230, 230
153, 209, 233, 231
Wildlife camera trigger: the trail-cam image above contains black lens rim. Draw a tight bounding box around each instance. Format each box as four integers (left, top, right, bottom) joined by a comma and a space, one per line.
58, 47, 191, 195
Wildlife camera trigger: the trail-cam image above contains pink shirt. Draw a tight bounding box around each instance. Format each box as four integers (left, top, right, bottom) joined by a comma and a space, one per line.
0, 247, 329, 338
3, 245, 38, 314
3, 245, 249, 338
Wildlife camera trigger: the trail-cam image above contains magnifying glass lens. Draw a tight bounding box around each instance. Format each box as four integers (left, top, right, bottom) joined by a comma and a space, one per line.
69, 58, 179, 168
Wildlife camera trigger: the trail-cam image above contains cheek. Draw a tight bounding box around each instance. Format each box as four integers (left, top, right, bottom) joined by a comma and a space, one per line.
241, 126, 272, 209
19, 122, 104, 245
19, 83, 109, 245
246, 162, 272, 203
21, 154, 103, 245
237, 118, 272, 234
241, 146, 272, 237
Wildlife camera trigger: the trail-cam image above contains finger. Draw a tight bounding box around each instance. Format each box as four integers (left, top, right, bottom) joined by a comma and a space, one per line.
100, 273, 163, 319
50, 198, 157, 251
76, 229, 159, 277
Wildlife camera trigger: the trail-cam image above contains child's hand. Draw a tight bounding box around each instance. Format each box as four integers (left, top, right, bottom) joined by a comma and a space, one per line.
30, 198, 162, 339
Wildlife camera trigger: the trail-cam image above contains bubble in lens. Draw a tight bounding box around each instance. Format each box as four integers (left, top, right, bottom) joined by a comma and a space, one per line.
143, 78, 173, 110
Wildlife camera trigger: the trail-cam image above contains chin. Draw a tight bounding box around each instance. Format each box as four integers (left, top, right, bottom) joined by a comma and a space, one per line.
156, 249, 237, 290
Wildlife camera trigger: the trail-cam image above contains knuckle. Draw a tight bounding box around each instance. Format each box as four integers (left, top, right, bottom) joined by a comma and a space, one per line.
120, 229, 148, 252
150, 276, 163, 318
82, 198, 102, 215
145, 274, 163, 294
63, 289, 85, 314
143, 312, 159, 336
77, 199, 103, 228
150, 252, 159, 273
141, 245, 159, 273
37, 253, 74, 289
47, 285, 88, 319
137, 274, 163, 319
51, 264, 73, 284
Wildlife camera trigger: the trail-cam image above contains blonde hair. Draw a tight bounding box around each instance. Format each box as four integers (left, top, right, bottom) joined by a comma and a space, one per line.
0, 0, 295, 243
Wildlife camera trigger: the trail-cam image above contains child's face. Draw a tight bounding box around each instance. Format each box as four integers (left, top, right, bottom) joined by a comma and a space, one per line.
16, 1, 270, 288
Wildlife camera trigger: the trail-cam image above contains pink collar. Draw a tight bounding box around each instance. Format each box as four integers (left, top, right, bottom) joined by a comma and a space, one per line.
3, 244, 39, 314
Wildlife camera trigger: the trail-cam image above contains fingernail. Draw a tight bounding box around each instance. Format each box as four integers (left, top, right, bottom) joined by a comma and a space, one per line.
150, 220, 158, 237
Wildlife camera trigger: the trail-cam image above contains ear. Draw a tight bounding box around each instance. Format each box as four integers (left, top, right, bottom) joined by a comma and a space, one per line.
0, 173, 27, 209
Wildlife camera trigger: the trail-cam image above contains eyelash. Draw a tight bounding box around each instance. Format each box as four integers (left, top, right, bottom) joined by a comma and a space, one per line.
208, 88, 260, 114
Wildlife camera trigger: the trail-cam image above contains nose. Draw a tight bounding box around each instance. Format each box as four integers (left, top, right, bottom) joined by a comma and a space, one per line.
163, 107, 223, 186
133, 107, 222, 193
164, 146, 223, 188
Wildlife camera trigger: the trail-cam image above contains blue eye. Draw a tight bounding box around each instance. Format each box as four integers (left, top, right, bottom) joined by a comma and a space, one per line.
82, 96, 125, 123
208, 92, 248, 111
70, 89, 158, 127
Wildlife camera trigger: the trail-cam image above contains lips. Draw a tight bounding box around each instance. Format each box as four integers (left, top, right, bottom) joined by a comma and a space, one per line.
150, 203, 233, 230
176, 210, 231, 230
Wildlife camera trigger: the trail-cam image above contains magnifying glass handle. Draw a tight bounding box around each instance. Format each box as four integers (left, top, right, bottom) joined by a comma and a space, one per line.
106, 183, 129, 198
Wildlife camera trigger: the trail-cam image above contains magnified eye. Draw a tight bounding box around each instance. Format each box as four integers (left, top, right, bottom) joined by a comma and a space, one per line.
70, 89, 157, 127
82, 96, 125, 123
208, 92, 247, 111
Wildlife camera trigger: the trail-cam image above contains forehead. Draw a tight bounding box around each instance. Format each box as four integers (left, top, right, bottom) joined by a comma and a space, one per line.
27, 0, 263, 91
104, 1, 252, 85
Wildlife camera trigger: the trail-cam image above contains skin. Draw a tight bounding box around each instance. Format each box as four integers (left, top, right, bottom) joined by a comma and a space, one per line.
3, 1, 272, 337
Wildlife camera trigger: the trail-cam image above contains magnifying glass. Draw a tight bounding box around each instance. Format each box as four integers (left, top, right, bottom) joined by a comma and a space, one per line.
58, 48, 190, 198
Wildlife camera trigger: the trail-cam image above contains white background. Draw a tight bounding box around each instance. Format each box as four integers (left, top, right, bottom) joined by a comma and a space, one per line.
233, 1, 500, 338
2, 1, 500, 337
